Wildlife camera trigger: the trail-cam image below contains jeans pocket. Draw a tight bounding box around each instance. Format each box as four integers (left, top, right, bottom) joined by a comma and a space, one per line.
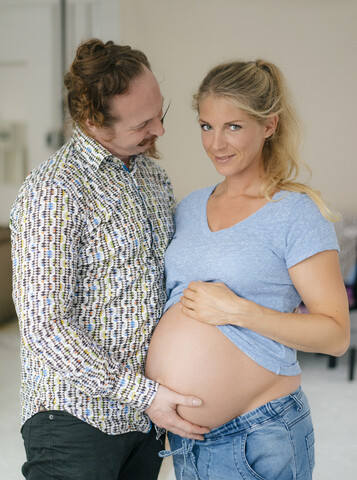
239, 420, 295, 480
305, 430, 315, 473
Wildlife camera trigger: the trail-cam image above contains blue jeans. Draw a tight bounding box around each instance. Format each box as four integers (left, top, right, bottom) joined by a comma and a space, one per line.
160, 387, 315, 480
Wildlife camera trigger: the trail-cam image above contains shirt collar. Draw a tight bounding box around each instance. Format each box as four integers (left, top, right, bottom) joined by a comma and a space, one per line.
71, 125, 145, 174
72, 125, 134, 171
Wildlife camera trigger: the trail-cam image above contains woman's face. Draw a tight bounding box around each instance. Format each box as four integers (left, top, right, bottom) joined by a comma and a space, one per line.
198, 95, 277, 180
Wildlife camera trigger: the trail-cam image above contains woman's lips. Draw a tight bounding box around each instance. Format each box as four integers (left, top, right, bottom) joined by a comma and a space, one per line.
214, 154, 235, 163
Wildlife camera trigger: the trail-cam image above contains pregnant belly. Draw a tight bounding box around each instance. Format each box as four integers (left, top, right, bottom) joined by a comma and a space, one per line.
145, 302, 301, 429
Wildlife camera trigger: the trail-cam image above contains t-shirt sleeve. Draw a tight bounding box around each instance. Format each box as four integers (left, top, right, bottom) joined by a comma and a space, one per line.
285, 194, 339, 269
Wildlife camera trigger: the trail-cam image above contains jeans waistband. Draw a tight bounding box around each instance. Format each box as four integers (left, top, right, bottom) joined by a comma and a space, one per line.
203, 386, 304, 441
159, 387, 304, 479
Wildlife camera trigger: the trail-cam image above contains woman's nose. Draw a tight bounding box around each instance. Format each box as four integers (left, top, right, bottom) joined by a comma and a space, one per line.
212, 131, 227, 150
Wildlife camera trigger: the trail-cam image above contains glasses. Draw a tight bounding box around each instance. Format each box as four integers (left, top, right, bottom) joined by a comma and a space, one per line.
161, 100, 171, 124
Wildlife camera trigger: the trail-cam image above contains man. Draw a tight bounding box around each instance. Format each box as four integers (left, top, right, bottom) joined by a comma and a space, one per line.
10, 38, 207, 480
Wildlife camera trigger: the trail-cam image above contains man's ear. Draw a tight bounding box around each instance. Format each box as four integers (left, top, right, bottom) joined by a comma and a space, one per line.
264, 114, 279, 138
85, 118, 96, 135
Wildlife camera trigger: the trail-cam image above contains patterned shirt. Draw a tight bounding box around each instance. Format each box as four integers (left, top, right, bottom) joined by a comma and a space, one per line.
10, 126, 176, 435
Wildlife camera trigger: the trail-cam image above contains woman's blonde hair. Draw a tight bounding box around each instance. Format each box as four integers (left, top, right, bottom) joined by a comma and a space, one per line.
193, 60, 338, 221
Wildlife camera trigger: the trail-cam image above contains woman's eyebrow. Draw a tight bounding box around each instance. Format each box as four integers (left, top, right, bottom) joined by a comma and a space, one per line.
198, 118, 245, 124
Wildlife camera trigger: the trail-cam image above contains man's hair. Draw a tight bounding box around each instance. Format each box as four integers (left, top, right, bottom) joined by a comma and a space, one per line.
64, 38, 151, 133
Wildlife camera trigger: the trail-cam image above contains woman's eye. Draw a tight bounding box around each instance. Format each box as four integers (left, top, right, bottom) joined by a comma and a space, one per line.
200, 124, 212, 131
229, 124, 241, 131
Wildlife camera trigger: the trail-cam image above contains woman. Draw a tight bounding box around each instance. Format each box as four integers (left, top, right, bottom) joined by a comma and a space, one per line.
145, 60, 350, 479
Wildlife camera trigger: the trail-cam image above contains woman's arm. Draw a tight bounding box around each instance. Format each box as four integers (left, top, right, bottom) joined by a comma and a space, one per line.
180, 250, 350, 357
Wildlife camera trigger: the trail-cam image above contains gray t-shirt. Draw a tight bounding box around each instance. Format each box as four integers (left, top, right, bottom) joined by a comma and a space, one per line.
164, 185, 339, 375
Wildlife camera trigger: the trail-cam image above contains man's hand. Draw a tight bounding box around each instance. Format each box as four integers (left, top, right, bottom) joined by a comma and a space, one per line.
145, 385, 210, 440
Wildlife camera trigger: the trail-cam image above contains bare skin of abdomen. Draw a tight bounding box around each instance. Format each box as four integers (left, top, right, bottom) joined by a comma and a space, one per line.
145, 302, 301, 430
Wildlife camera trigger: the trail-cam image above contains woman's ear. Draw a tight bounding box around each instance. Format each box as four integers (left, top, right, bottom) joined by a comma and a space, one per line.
264, 114, 279, 138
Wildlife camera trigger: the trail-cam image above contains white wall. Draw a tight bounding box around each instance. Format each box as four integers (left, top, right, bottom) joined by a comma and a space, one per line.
0, 0, 120, 226
1, 0, 355, 220
121, 0, 357, 214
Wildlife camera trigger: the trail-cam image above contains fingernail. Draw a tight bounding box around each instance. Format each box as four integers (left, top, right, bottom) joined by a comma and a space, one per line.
192, 398, 202, 406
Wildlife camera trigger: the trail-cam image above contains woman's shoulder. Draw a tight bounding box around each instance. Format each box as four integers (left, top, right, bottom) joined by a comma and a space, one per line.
273, 190, 322, 217
274, 189, 307, 204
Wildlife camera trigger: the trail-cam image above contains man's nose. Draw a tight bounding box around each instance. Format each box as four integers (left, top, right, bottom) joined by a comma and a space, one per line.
150, 118, 165, 137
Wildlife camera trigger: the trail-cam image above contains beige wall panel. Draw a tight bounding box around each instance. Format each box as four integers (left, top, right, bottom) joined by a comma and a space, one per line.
121, 0, 357, 214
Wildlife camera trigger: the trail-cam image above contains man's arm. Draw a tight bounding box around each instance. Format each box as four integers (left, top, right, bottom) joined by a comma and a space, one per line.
11, 180, 210, 438
10, 181, 156, 411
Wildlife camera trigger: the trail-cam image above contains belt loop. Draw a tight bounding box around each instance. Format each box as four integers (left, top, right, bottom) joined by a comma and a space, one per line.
290, 392, 303, 411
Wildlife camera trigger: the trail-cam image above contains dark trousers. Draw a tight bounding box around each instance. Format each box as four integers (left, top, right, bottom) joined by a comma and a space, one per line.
21, 411, 164, 480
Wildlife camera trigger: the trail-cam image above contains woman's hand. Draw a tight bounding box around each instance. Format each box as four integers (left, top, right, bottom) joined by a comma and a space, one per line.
180, 281, 250, 325
180, 252, 350, 357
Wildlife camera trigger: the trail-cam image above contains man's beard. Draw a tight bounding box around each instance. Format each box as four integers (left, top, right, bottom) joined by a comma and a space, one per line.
141, 136, 161, 160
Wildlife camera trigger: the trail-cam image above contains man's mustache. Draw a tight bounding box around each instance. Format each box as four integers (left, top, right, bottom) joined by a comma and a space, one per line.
138, 136, 157, 147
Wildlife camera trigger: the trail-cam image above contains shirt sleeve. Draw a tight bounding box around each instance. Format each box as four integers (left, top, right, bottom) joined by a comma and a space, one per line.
10, 181, 157, 411
161, 167, 177, 215
285, 194, 340, 269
